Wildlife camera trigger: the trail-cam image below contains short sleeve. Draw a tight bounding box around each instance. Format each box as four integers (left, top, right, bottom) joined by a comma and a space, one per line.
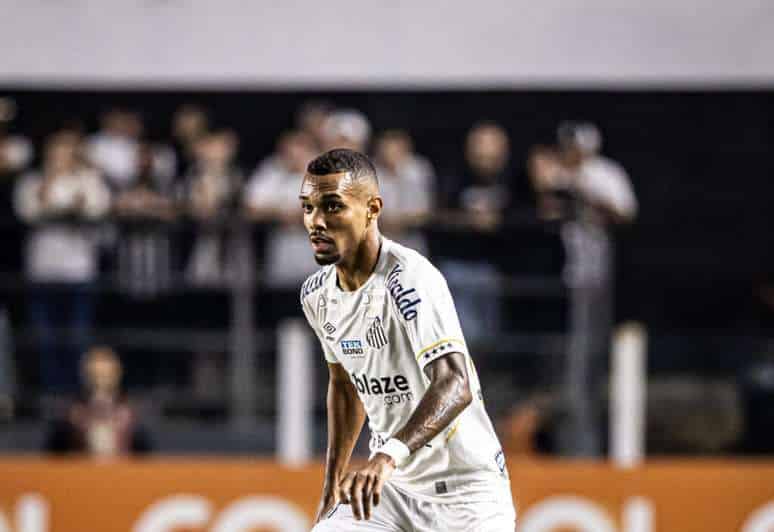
300, 294, 339, 364
392, 261, 469, 372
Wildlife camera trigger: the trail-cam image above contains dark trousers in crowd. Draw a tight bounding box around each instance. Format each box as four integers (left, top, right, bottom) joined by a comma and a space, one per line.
28, 283, 94, 394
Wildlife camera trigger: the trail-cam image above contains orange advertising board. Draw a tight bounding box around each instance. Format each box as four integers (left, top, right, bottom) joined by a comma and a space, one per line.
1, 458, 773, 532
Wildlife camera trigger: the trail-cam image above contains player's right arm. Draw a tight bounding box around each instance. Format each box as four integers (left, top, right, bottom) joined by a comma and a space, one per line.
316, 361, 366, 523
300, 278, 366, 522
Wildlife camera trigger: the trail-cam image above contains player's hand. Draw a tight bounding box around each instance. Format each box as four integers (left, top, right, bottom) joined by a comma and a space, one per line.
314, 490, 339, 524
337, 453, 395, 521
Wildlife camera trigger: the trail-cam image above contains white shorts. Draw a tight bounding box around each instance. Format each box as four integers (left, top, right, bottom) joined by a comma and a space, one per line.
311, 482, 516, 532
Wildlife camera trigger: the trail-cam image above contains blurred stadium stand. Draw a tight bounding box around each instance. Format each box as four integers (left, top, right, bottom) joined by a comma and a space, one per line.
1, 2, 774, 530
0, 90, 771, 457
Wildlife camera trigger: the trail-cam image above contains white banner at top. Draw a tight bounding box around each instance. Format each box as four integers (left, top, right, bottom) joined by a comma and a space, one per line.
1, 0, 773, 88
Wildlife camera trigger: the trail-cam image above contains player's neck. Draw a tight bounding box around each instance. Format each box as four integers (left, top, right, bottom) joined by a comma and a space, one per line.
336, 230, 383, 292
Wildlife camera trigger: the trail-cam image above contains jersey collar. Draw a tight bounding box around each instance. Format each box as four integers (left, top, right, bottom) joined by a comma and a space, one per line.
332, 236, 391, 294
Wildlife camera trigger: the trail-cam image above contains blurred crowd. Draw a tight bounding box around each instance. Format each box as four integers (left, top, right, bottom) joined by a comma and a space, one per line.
0, 96, 640, 456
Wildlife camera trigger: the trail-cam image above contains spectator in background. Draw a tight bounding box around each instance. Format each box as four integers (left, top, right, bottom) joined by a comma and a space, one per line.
0, 130, 33, 178
14, 131, 111, 394
45, 346, 151, 456
439, 122, 516, 343
0, 98, 33, 177
552, 121, 637, 307
296, 100, 334, 152
244, 130, 318, 291
557, 121, 637, 228
527, 145, 572, 221
373, 129, 434, 254
459, 122, 513, 215
86, 108, 143, 189
88, 109, 177, 192
182, 129, 244, 286
529, 125, 637, 291
321, 108, 371, 152
0, 129, 32, 176
171, 104, 210, 176
114, 141, 178, 297
539, 121, 637, 456
0, 97, 33, 220
0, 100, 33, 392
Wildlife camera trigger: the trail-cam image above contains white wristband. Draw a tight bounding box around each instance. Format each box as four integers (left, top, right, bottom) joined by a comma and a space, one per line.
376, 438, 411, 467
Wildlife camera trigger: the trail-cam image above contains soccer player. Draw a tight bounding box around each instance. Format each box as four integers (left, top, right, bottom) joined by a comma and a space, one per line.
300, 149, 516, 531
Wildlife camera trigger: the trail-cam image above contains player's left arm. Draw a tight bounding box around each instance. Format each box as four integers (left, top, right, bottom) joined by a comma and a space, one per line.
390, 351, 472, 450
339, 353, 473, 520
338, 354, 471, 522
390, 261, 476, 454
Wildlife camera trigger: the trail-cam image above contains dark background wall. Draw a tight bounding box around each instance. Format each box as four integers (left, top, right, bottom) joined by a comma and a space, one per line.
3, 89, 773, 336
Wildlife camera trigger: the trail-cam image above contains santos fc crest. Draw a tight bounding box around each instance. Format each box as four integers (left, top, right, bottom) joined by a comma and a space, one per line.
365, 317, 388, 350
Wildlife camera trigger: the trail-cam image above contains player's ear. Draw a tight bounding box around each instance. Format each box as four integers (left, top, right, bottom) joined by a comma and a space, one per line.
366, 196, 383, 225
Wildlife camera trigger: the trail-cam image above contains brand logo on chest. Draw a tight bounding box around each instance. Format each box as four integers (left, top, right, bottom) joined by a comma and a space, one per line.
365, 317, 388, 349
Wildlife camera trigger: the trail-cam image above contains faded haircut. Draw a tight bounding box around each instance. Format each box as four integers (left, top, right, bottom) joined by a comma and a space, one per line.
306, 148, 379, 187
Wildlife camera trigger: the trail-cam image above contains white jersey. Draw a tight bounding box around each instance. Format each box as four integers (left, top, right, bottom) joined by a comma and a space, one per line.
301, 237, 511, 504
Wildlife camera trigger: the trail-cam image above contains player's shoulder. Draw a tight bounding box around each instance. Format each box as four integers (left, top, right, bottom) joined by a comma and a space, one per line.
299, 265, 335, 305
381, 238, 447, 290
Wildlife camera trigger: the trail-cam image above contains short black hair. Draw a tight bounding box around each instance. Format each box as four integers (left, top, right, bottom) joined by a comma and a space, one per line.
307, 148, 378, 185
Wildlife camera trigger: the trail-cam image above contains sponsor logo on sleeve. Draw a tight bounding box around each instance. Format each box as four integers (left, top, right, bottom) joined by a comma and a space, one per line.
386, 264, 421, 321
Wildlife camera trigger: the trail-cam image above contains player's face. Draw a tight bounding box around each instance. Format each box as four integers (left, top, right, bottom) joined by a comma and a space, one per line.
300, 172, 370, 266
